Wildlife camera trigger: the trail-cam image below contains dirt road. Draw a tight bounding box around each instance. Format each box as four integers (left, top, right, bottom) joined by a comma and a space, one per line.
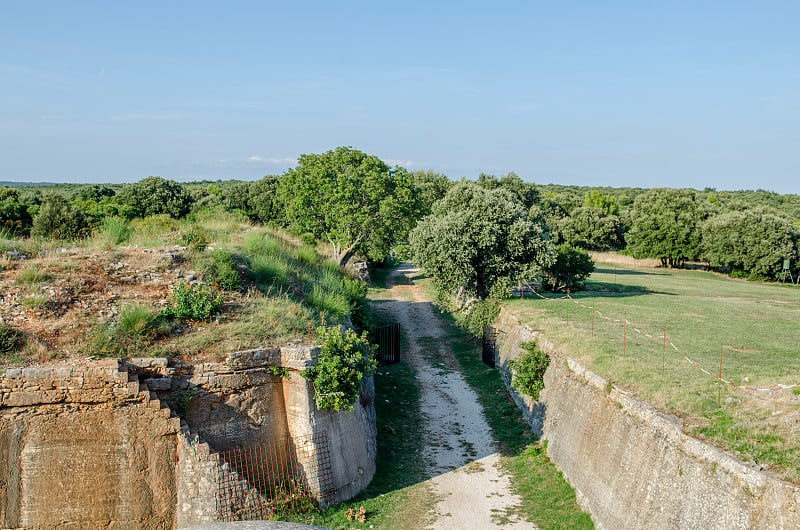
382, 264, 535, 529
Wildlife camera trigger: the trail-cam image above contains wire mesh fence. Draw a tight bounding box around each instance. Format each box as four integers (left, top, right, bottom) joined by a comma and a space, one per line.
215, 430, 336, 521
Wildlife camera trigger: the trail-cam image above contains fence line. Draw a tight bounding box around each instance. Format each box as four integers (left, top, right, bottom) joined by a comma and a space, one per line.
525, 287, 798, 393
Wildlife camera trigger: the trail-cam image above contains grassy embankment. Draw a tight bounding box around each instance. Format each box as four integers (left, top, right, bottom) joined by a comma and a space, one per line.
0, 209, 365, 364
508, 260, 800, 482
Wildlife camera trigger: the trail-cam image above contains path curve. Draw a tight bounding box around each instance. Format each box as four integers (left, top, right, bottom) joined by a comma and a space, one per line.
384, 264, 535, 529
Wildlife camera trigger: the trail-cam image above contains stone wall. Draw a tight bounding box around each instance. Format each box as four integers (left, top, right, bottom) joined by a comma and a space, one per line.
0, 361, 179, 530
495, 307, 800, 530
0, 346, 377, 529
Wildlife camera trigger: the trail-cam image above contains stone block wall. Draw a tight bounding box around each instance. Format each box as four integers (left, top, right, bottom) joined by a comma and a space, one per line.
0, 361, 179, 530
0, 346, 377, 529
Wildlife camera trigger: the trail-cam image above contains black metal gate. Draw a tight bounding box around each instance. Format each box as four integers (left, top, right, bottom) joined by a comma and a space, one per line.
375, 323, 401, 364
482, 325, 503, 368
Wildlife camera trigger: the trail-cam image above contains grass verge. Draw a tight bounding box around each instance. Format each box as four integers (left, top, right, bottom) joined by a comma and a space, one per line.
416, 276, 593, 529
285, 291, 433, 529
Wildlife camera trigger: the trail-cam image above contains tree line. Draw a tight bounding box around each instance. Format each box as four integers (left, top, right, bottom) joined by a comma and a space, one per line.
2, 147, 799, 286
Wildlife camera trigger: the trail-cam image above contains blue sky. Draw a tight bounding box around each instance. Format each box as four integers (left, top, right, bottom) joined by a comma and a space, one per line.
2, 1, 799, 192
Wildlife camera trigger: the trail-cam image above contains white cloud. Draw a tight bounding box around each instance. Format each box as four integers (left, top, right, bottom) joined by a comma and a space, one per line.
247, 155, 296, 165
383, 158, 426, 168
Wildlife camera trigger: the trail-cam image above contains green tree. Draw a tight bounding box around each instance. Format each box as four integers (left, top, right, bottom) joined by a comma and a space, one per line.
0, 187, 33, 235
702, 209, 798, 280
412, 170, 452, 217
247, 175, 283, 224
31, 194, 87, 240
583, 189, 619, 215
477, 172, 539, 209
278, 147, 420, 266
561, 207, 623, 250
409, 182, 555, 300
542, 243, 595, 292
626, 189, 701, 267
117, 176, 193, 219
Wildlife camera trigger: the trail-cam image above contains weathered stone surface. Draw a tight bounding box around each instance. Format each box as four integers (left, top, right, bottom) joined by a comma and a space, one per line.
1, 343, 377, 529
495, 307, 800, 530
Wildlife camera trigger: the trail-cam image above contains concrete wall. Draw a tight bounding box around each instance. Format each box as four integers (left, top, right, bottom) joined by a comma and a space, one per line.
495, 307, 800, 530
0, 346, 377, 529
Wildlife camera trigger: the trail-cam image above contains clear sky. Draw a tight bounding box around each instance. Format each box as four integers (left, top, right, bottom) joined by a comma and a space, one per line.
2, 1, 799, 192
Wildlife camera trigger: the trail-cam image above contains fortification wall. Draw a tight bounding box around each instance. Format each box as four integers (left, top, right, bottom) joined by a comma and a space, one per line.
0, 346, 377, 529
0, 361, 179, 530
495, 307, 800, 530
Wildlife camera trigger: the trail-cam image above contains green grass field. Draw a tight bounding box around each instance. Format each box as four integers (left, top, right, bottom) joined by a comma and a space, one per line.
507, 262, 800, 482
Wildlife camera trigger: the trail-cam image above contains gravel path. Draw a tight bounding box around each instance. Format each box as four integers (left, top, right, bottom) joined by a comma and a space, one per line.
384, 264, 535, 530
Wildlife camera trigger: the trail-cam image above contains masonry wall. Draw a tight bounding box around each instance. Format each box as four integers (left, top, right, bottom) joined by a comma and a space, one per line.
495, 307, 800, 530
0, 346, 377, 529
0, 362, 179, 530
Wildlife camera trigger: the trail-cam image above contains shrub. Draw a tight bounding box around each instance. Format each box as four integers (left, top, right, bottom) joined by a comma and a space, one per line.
0, 322, 21, 354
296, 245, 318, 266
302, 326, 377, 411
179, 225, 210, 251
542, 244, 595, 292
95, 216, 130, 247
299, 232, 316, 246
162, 282, 224, 320
508, 341, 549, 400
31, 194, 87, 241
117, 176, 193, 219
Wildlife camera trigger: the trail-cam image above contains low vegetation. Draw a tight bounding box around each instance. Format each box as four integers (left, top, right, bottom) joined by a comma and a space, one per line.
508, 341, 550, 400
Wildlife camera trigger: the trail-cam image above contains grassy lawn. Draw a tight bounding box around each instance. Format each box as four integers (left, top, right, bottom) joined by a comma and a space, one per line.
508, 261, 800, 481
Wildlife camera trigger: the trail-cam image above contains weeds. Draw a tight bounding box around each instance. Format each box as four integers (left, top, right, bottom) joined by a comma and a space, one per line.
162, 282, 223, 320
15, 264, 49, 285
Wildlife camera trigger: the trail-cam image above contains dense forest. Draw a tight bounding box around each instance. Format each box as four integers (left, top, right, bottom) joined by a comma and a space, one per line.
3, 147, 800, 285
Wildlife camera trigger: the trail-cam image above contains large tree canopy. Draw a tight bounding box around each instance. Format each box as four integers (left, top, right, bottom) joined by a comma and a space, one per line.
626, 188, 702, 267
409, 182, 555, 300
277, 147, 419, 266
702, 209, 798, 280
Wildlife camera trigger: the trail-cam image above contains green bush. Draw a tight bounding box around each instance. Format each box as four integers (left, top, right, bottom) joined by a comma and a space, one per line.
299, 232, 317, 246
542, 244, 595, 292
95, 216, 130, 246
296, 245, 318, 266
162, 282, 224, 320
0, 322, 21, 354
195, 250, 240, 291
31, 194, 87, 241
117, 176, 193, 219
302, 326, 377, 411
179, 225, 210, 251
89, 304, 172, 357
508, 341, 549, 400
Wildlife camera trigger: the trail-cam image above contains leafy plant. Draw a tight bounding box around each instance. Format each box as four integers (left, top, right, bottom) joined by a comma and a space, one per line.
162, 281, 224, 320
31, 194, 87, 241
302, 326, 377, 411
179, 225, 210, 251
542, 243, 595, 292
0, 322, 21, 354
508, 341, 549, 400
96, 216, 130, 246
